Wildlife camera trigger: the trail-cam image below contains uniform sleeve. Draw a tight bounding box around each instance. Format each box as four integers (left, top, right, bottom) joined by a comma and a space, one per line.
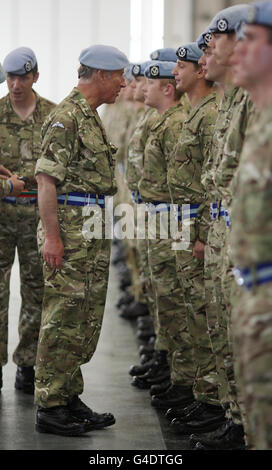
198, 110, 217, 243
0, 179, 11, 198
35, 115, 76, 183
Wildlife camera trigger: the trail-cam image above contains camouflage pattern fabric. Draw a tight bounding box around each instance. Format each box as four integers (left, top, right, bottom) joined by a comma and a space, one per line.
0, 179, 11, 198
209, 88, 256, 425
0, 91, 55, 366
138, 102, 196, 385
34, 88, 116, 407
168, 92, 220, 405
230, 107, 272, 449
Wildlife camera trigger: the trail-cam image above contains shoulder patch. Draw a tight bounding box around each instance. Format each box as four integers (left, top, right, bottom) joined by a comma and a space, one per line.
52, 121, 65, 129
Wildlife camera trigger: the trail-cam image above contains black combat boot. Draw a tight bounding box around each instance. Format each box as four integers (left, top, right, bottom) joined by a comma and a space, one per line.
151, 383, 194, 409
170, 403, 226, 435
120, 301, 149, 319
36, 406, 91, 436
165, 400, 206, 421
129, 355, 156, 376
131, 350, 170, 389
150, 378, 172, 396
190, 419, 246, 450
68, 396, 115, 430
15, 366, 35, 394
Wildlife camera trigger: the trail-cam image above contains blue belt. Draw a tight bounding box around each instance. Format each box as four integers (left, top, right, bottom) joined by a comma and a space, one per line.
233, 263, 272, 290
57, 192, 105, 207
145, 201, 171, 214
174, 204, 200, 222
210, 202, 225, 220
130, 191, 143, 204
2, 196, 37, 205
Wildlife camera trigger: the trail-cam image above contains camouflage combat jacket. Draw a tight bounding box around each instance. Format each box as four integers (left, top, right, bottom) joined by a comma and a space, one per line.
35, 88, 117, 196
213, 87, 255, 209
138, 102, 187, 203
126, 107, 158, 192
230, 107, 272, 269
167, 92, 218, 242
0, 91, 55, 190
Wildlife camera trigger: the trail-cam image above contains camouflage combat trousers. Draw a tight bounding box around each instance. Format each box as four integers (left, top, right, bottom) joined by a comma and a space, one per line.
0, 202, 43, 367
34, 205, 111, 408
147, 212, 195, 385
175, 222, 219, 405
207, 215, 242, 422
232, 283, 272, 450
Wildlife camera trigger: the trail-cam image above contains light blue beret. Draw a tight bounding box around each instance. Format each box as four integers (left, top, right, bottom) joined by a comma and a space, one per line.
144, 61, 176, 79
79, 44, 129, 71
245, 1, 272, 28
132, 60, 154, 77
176, 42, 203, 63
124, 63, 134, 82
150, 48, 177, 62
197, 28, 213, 50
0, 64, 5, 83
209, 4, 250, 34
3, 47, 37, 75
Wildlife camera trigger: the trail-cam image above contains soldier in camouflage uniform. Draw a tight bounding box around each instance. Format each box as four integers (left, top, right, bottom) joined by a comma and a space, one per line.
0, 47, 55, 394
190, 6, 257, 451
229, 1, 272, 450
136, 60, 196, 408
34, 44, 129, 436
167, 42, 226, 436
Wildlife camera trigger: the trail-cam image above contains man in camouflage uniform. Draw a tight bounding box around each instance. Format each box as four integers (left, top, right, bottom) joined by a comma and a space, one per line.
34, 44, 129, 436
167, 42, 226, 436
190, 5, 257, 450
0, 47, 55, 394
229, 1, 272, 450
135, 60, 196, 408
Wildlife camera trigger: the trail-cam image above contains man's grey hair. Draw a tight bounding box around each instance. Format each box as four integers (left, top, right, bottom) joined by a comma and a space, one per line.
78, 64, 113, 80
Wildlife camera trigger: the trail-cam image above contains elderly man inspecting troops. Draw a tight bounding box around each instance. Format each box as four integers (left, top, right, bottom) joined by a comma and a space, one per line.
0, 47, 55, 395
34, 44, 129, 436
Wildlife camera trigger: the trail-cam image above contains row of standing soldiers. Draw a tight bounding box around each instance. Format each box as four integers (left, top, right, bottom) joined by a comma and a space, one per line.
103, 2, 272, 451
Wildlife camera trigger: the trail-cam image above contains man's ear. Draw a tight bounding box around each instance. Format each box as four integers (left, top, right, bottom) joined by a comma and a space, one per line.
33, 71, 39, 83
196, 64, 206, 80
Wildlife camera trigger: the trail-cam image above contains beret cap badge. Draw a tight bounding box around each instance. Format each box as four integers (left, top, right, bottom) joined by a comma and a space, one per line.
150, 51, 159, 60
132, 64, 141, 76
150, 65, 160, 77
177, 47, 187, 59
24, 61, 32, 73
217, 18, 228, 32
204, 32, 212, 45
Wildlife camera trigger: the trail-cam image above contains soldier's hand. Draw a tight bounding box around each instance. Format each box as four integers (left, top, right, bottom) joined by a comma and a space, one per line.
193, 239, 205, 259
43, 236, 64, 269
0, 165, 12, 178
8, 175, 25, 196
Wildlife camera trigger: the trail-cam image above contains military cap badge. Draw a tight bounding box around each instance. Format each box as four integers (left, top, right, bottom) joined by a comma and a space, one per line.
132, 64, 141, 76
151, 51, 159, 60
24, 61, 32, 73
150, 65, 160, 77
177, 47, 187, 59
217, 18, 228, 32
204, 32, 212, 45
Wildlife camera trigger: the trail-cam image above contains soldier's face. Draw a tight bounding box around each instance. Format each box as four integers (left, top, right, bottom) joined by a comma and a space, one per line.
173, 60, 197, 93
231, 25, 272, 89
143, 78, 163, 108
103, 69, 126, 104
204, 44, 228, 82
133, 76, 146, 103
211, 33, 236, 66
6, 72, 38, 103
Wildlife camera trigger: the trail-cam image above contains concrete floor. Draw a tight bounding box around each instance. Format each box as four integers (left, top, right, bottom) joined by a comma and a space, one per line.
0, 248, 187, 451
